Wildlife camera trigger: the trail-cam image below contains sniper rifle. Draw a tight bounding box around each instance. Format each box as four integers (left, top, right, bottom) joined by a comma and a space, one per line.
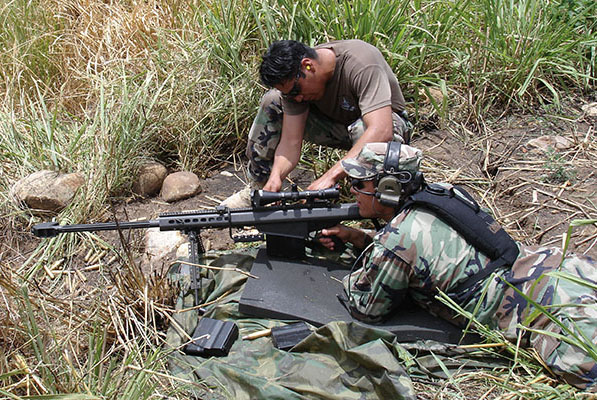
32, 185, 363, 306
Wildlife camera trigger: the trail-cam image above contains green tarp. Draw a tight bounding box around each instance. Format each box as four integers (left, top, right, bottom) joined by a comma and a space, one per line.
166, 250, 506, 399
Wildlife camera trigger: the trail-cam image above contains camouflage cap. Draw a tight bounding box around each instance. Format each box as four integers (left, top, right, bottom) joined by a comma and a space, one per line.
341, 142, 423, 179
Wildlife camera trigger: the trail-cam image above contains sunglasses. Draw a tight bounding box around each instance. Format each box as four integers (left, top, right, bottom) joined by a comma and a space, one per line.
351, 178, 376, 196
283, 71, 302, 98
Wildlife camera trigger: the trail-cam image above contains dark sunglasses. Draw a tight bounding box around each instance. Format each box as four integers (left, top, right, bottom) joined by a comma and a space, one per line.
351, 178, 376, 196
284, 71, 302, 98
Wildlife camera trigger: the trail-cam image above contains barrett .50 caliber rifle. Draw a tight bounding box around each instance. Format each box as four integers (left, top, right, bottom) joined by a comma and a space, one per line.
32, 185, 362, 305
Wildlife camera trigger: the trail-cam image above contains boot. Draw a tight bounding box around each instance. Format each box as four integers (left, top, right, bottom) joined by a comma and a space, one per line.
220, 181, 264, 208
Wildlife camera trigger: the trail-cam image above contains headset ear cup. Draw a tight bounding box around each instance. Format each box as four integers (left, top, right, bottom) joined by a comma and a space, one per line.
376, 175, 403, 207
377, 175, 401, 197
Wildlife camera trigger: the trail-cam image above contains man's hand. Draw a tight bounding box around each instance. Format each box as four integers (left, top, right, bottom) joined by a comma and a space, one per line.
307, 160, 346, 190
307, 173, 339, 191
318, 226, 352, 251
318, 224, 373, 251
263, 175, 283, 192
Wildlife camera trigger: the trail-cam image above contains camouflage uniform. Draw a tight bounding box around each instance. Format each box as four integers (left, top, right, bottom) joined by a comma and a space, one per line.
341, 142, 597, 391
246, 89, 412, 182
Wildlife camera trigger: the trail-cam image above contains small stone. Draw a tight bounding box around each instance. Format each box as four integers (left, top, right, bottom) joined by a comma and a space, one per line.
140, 228, 186, 273
160, 171, 201, 202
11, 170, 85, 213
581, 102, 597, 117
527, 135, 573, 151
419, 87, 444, 104
132, 161, 168, 197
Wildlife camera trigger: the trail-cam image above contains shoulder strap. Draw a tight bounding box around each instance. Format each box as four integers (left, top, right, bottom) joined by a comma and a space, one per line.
400, 184, 519, 294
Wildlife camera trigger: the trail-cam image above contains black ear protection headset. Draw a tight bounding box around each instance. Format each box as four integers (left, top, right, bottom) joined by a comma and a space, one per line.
375, 141, 423, 207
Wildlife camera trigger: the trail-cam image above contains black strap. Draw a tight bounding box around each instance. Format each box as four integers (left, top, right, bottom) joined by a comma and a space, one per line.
372, 218, 382, 231
383, 141, 402, 173
400, 184, 519, 298
450, 258, 508, 302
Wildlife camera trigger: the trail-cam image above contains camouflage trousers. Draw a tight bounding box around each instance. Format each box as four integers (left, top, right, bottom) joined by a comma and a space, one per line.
347, 237, 597, 390
246, 89, 412, 183
494, 252, 597, 391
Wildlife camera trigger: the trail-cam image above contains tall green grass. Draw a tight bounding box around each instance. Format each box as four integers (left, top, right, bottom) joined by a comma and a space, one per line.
0, 0, 63, 95
472, 0, 595, 110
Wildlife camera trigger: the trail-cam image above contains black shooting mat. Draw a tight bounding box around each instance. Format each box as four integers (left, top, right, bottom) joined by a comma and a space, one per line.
239, 248, 477, 344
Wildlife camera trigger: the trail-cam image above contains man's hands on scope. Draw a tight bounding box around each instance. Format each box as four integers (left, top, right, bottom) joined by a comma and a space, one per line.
307, 173, 338, 191
263, 176, 283, 192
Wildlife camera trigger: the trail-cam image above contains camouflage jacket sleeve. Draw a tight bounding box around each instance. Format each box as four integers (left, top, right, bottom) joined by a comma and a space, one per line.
342, 205, 495, 324
342, 240, 411, 323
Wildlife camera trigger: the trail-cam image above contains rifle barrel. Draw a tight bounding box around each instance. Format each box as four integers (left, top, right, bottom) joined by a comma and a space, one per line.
156, 203, 360, 231
32, 220, 159, 238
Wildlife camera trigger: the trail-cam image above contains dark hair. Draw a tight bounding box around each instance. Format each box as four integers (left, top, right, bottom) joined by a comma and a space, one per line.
259, 40, 317, 87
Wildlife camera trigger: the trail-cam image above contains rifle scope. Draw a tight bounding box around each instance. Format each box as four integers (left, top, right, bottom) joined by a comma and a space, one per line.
251, 186, 340, 207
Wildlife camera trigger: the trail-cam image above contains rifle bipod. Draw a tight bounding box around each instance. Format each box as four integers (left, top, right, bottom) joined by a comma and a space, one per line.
187, 230, 204, 307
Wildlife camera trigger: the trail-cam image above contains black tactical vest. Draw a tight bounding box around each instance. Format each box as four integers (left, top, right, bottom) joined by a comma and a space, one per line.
399, 183, 520, 297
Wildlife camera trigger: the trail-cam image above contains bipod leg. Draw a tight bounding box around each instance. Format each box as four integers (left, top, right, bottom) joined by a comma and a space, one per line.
187, 230, 204, 307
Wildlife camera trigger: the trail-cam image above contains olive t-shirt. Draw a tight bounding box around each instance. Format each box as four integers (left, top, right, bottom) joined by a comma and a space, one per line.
282, 40, 406, 125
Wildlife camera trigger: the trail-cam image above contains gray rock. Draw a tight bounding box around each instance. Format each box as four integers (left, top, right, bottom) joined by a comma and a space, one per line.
140, 228, 187, 273
132, 161, 167, 197
11, 170, 85, 213
160, 171, 201, 202
582, 102, 597, 117
527, 135, 573, 152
